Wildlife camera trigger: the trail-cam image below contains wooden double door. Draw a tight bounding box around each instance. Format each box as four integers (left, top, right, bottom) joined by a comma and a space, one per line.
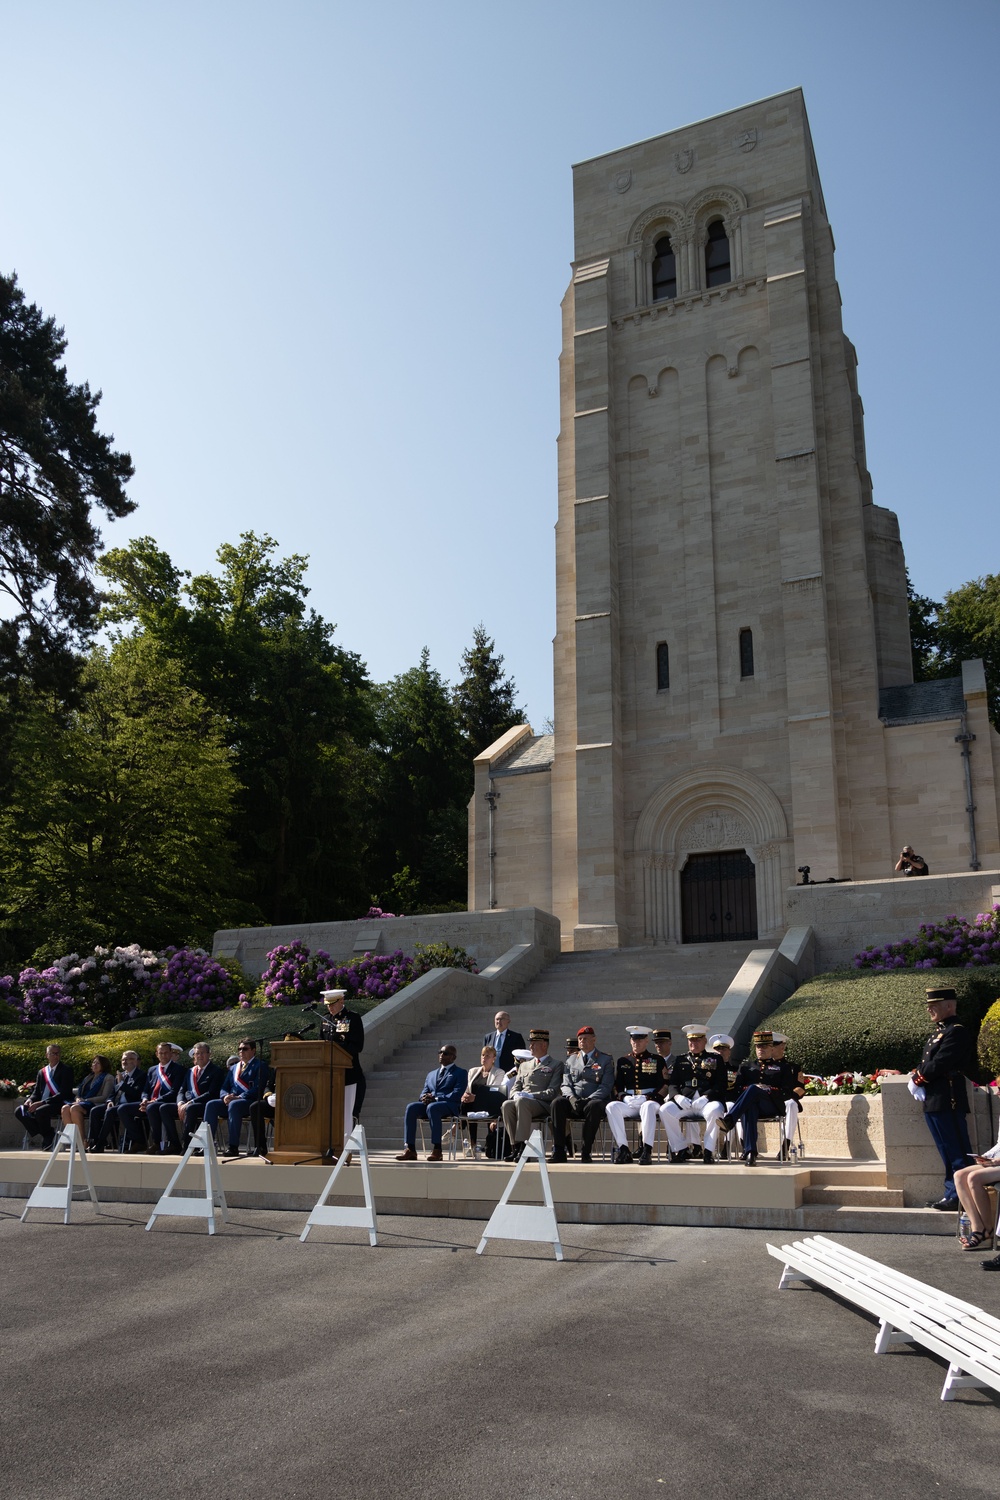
680, 850, 757, 943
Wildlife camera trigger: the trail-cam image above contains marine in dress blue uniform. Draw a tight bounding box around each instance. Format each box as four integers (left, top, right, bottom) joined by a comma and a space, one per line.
913, 987, 975, 1210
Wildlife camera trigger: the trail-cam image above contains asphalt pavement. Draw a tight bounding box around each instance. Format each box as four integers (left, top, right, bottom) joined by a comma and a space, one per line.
0, 1203, 996, 1500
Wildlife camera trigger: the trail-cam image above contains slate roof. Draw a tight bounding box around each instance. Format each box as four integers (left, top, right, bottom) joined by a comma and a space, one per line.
878, 677, 965, 726
490, 733, 555, 777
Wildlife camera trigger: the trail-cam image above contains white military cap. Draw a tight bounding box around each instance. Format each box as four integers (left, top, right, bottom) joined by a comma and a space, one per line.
512, 1048, 533, 1061
681, 1023, 708, 1037
708, 1033, 735, 1050
771, 1031, 788, 1043
321, 988, 347, 1000
625, 1024, 651, 1036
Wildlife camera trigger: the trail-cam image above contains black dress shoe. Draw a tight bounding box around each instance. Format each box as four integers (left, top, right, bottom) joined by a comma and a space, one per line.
742, 1152, 757, 1166
547, 1151, 567, 1164
981, 1254, 1000, 1271
719, 1116, 735, 1133
638, 1145, 653, 1166
702, 1150, 715, 1165
669, 1149, 689, 1164
928, 1197, 960, 1211
614, 1145, 633, 1165
579, 1152, 593, 1164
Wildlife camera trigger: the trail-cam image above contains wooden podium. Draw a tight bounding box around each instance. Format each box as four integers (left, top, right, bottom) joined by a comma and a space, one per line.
269, 1038, 352, 1164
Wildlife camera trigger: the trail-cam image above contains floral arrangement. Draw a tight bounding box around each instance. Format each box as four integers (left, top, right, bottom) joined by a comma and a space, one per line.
854, 904, 1000, 971
0, 1078, 22, 1100
804, 1071, 883, 1095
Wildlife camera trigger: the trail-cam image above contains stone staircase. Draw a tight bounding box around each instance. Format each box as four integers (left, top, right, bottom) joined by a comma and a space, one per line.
359, 941, 757, 1148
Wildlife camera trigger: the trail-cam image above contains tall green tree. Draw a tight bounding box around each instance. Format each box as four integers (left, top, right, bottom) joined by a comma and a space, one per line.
907, 571, 943, 682
453, 624, 527, 760
99, 532, 375, 922
371, 648, 468, 910
0, 272, 134, 704
936, 573, 1000, 729
0, 636, 245, 958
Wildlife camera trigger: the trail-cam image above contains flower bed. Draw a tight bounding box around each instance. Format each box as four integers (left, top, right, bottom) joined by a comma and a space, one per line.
855, 903, 1000, 970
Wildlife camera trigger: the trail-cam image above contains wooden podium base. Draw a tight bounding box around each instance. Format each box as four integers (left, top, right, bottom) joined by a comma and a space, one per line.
270, 1038, 350, 1164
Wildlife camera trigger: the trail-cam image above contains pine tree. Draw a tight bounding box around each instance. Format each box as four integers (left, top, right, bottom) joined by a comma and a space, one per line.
453, 624, 526, 757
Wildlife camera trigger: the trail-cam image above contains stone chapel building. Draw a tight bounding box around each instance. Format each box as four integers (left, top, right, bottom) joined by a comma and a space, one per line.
468, 90, 1000, 951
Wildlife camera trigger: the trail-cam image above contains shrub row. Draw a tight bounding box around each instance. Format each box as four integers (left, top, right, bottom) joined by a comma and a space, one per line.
0, 1028, 203, 1083
763, 966, 1000, 1076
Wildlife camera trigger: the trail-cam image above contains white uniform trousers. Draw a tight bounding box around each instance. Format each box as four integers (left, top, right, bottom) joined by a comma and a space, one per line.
784, 1097, 799, 1141
343, 1083, 357, 1143
605, 1095, 657, 1148
661, 1095, 724, 1153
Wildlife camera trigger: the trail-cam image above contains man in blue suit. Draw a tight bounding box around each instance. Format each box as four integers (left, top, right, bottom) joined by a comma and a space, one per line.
396, 1044, 468, 1162
139, 1041, 187, 1153
204, 1039, 263, 1158
170, 1042, 226, 1150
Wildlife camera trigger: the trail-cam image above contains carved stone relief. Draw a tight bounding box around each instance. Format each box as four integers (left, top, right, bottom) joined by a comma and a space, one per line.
680, 811, 752, 850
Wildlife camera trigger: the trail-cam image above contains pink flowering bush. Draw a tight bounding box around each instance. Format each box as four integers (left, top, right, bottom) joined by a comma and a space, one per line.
145, 947, 243, 1015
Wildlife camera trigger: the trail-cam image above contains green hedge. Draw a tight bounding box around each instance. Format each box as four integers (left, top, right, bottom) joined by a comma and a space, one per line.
763, 966, 1000, 1075
0, 1028, 202, 1083
979, 1000, 1000, 1080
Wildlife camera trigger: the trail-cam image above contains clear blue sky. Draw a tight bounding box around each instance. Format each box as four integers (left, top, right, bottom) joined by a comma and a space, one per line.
2, 0, 997, 729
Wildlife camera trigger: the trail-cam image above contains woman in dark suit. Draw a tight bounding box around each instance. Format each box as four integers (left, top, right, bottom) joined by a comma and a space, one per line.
61, 1055, 115, 1145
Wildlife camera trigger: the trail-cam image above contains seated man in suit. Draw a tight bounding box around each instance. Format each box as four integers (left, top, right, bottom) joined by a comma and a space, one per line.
485, 1011, 525, 1074
549, 1026, 614, 1164
15, 1044, 75, 1149
396, 1045, 468, 1162
172, 1042, 225, 1149
89, 1050, 147, 1152
204, 1039, 263, 1159
499, 1030, 562, 1160
139, 1041, 187, 1153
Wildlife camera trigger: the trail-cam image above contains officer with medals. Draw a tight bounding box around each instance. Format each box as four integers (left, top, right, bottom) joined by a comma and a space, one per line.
320, 986, 366, 1146
659, 1024, 728, 1164
708, 1034, 739, 1159
605, 1025, 669, 1165
912, 986, 975, 1210
719, 1029, 797, 1164
500, 1029, 562, 1160
770, 1031, 807, 1159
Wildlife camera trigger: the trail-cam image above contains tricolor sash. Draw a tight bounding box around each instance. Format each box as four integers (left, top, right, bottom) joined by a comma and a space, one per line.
41, 1065, 59, 1099
192, 1066, 202, 1094
151, 1063, 172, 1099
233, 1062, 252, 1095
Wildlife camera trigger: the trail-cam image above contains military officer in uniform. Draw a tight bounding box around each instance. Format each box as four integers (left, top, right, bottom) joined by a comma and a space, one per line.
912, 986, 975, 1210
548, 1026, 614, 1164
659, 1024, 728, 1164
605, 1026, 670, 1165
320, 986, 365, 1143
500, 1029, 562, 1160
719, 1029, 797, 1164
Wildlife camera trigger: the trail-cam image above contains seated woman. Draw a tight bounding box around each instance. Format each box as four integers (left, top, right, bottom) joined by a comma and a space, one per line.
954, 1118, 1000, 1251
460, 1045, 508, 1158
61, 1055, 115, 1147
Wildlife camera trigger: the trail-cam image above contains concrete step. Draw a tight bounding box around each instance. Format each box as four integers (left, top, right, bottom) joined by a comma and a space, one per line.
802, 1185, 905, 1208
808, 1167, 888, 1188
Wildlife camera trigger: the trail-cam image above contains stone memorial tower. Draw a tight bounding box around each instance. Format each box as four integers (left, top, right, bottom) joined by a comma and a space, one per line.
469, 90, 1000, 948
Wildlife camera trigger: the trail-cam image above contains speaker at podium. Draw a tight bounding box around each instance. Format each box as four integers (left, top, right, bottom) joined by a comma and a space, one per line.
269, 1039, 352, 1164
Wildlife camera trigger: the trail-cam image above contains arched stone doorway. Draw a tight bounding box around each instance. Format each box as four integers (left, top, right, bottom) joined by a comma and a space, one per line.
633, 768, 790, 944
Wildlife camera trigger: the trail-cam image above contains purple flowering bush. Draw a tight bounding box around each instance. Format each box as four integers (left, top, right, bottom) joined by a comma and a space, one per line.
145, 947, 244, 1015
363, 906, 401, 919
320, 950, 416, 1002
854, 904, 1000, 971
261, 941, 335, 1007
14, 945, 163, 1028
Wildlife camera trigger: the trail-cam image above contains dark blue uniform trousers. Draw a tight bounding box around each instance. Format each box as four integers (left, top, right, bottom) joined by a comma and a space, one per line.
924, 1110, 972, 1198
723, 1086, 782, 1154
204, 1097, 252, 1152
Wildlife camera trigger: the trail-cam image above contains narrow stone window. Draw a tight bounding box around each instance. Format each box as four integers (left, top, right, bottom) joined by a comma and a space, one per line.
739, 628, 754, 678
705, 218, 731, 288
656, 641, 670, 690
652, 236, 677, 301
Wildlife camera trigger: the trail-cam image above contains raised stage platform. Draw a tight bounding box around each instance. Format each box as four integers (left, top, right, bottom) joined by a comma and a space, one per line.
0, 1148, 956, 1236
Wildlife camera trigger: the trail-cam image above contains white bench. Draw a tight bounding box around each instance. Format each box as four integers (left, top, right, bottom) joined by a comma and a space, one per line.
766, 1233, 1000, 1402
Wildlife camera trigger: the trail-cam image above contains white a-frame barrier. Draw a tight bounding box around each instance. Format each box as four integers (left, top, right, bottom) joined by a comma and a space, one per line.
300, 1125, 378, 1246
20, 1124, 102, 1224
145, 1121, 229, 1235
476, 1128, 563, 1260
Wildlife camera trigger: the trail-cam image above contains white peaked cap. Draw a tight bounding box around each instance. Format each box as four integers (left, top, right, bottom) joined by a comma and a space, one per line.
708, 1033, 735, 1050
512, 1048, 533, 1061
321, 988, 347, 999
625, 1025, 651, 1036
770, 1032, 788, 1043
682, 1023, 708, 1037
